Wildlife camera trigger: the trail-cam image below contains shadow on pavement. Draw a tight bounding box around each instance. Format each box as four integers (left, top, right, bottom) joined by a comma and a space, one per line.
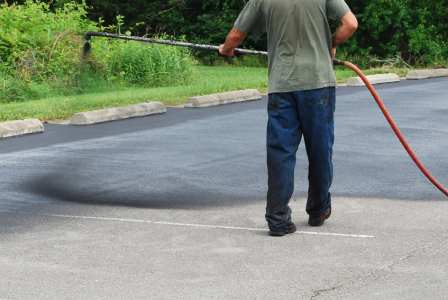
22, 172, 263, 210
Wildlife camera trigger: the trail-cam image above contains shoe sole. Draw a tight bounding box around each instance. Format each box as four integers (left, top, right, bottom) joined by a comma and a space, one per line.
308, 210, 332, 227
269, 225, 297, 237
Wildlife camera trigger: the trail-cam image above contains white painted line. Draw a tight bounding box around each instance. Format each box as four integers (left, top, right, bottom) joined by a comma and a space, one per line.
33, 213, 375, 239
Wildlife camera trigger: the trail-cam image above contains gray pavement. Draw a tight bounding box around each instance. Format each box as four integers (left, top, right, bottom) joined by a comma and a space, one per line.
0, 78, 447, 299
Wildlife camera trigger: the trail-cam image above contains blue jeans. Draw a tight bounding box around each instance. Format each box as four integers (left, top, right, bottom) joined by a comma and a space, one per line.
266, 87, 335, 231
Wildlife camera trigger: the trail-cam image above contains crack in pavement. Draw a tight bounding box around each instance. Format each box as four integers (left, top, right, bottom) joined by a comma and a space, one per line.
307, 241, 436, 299
309, 285, 343, 300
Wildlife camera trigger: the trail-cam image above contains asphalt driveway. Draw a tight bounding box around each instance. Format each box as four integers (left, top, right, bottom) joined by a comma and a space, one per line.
0, 78, 447, 299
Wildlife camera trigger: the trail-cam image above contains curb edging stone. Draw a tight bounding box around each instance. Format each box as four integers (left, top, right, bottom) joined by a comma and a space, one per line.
0, 119, 44, 139
69, 102, 167, 125
406, 69, 448, 80
185, 89, 262, 108
346, 73, 401, 86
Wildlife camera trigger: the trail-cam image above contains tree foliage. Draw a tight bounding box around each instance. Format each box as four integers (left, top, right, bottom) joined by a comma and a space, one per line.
84, 0, 265, 51
7, 0, 448, 65
79, 0, 447, 66
346, 0, 448, 65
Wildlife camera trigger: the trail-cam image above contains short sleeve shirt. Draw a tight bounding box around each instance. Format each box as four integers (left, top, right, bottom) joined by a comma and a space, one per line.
234, 0, 351, 93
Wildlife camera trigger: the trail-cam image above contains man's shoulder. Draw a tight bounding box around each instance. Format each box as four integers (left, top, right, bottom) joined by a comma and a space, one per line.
250, 0, 274, 8
242, 0, 267, 14
256, 0, 323, 10
248, 0, 265, 7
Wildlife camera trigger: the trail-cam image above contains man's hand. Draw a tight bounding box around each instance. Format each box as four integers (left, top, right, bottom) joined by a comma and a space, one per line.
219, 28, 247, 58
219, 44, 235, 57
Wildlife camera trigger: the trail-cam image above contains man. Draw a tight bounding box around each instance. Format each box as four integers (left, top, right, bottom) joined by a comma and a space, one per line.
219, 0, 358, 236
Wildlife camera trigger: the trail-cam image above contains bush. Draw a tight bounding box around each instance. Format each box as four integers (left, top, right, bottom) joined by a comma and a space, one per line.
0, 1, 95, 81
344, 0, 448, 66
97, 40, 193, 87
0, 1, 195, 103
0, 0, 95, 101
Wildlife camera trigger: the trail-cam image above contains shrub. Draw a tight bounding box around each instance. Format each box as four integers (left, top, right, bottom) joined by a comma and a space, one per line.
344, 0, 448, 66
0, 1, 95, 81
0, 1, 195, 103
95, 39, 194, 87
0, 0, 96, 101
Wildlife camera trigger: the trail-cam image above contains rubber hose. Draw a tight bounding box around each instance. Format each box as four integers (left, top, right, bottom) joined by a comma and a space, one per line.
334, 59, 448, 198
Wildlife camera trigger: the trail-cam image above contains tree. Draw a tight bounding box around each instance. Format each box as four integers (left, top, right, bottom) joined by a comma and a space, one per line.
10, 0, 447, 65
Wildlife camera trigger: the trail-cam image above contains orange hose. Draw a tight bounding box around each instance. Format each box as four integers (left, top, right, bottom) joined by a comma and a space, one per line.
336, 60, 447, 198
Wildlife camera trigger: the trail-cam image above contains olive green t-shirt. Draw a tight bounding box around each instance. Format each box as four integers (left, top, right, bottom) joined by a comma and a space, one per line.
234, 0, 351, 93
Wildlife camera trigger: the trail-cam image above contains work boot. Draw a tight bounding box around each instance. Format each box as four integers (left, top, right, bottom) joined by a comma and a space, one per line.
308, 208, 331, 227
269, 222, 297, 237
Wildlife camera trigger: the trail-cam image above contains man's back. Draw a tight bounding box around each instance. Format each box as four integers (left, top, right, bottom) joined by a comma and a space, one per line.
234, 0, 350, 93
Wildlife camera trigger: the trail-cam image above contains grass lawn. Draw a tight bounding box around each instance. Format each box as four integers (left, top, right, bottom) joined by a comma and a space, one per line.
0, 65, 409, 122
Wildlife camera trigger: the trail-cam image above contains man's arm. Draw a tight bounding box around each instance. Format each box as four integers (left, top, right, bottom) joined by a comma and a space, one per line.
332, 11, 358, 57
219, 29, 247, 57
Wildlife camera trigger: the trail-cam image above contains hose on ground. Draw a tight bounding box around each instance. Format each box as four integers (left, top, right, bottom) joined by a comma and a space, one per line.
334, 59, 447, 198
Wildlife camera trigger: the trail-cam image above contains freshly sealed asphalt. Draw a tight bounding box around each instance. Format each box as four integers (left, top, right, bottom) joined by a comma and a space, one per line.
0, 78, 447, 299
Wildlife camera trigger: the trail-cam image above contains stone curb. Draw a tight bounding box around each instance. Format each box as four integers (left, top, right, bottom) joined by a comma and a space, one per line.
69, 102, 167, 125
406, 69, 448, 80
346, 73, 401, 86
185, 89, 262, 108
0, 119, 44, 139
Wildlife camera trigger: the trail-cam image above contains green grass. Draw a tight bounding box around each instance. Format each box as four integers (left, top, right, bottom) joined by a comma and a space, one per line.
0, 65, 409, 121
0, 66, 268, 121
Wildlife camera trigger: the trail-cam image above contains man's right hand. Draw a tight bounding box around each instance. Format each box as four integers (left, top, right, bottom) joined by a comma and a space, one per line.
219, 44, 235, 57
219, 28, 247, 57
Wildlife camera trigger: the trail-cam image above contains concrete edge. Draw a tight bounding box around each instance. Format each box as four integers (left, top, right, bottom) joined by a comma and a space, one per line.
0, 119, 44, 139
346, 73, 401, 87
406, 69, 448, 80
185, 89, 262, 108
69, 102, 167, 125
